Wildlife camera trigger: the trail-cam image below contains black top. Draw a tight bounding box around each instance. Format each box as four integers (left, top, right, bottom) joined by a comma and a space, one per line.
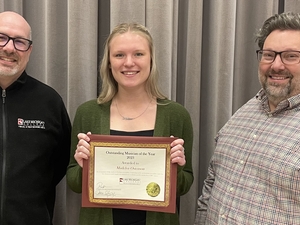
110, 129, 154, 225
0, 71, 71, 225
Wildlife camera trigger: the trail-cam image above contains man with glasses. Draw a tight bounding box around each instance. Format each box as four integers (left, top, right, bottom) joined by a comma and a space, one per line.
194, 12, 300, 225
0, 11, 71, 225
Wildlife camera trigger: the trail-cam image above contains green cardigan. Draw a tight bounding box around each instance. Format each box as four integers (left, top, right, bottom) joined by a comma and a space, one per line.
66, 99, 194, 225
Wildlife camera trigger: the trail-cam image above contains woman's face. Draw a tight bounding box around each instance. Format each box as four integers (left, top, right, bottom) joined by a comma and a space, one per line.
109, 31, 151, 91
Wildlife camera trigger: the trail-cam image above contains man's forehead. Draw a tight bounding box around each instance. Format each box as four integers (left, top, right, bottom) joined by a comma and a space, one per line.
0, 13, 30, 38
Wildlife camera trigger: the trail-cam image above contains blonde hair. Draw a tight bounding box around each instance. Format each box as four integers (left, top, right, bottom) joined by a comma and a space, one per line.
97, 23, 167, 104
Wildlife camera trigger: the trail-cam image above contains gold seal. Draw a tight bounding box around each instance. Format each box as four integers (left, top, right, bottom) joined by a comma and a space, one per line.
146, 182, 160, 197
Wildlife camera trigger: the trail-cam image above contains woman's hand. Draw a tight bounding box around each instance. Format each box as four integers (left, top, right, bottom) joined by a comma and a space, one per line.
74, 132, 91, 167
170, 136, 186, 166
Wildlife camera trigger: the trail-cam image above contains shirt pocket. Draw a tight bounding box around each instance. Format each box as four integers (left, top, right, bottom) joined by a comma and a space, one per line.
258, 142, 300, 201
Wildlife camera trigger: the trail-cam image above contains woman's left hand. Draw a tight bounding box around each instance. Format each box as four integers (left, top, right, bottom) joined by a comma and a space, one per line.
170, 137, 186, 166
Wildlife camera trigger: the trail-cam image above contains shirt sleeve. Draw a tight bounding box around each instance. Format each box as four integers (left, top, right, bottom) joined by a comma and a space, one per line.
194, 159, 215, 224
53, 98, 72, 186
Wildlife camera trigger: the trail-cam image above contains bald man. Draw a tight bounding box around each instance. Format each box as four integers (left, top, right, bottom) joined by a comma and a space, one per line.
0, 11, 71, 225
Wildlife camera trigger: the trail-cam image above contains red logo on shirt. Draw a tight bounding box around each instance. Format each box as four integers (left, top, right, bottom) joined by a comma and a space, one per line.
18, 118, 24, 125
17, 118, 45, 129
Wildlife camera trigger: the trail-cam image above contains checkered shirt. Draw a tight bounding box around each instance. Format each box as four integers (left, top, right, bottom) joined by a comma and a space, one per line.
195, 89, 300, 225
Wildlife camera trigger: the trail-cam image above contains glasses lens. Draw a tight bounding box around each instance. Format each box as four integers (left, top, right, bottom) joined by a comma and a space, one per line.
282, 52, 300, 64
259, 50, 275, 63
14, 38, 31, 51
0, 34, 9, 47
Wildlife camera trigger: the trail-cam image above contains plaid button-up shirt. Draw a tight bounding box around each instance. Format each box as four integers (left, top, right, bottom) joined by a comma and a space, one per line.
195, 89, 300, 225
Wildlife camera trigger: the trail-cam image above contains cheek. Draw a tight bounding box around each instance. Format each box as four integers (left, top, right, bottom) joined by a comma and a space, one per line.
259, 64, 268, 73
258, 66, 264, 78
144, 61, 151, 73
110, 67, 118, 78
259, 64, 273, 78
287, 67, 300, 77
109, 62, 118, 74
110, 60, 123, 70
258, 66, 268, 84
291, 72, 300, 84
20, 53, 31, 66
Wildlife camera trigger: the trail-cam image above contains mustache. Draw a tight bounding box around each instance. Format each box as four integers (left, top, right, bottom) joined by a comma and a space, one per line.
267, 69, 293, 78
0, 51, 18, 59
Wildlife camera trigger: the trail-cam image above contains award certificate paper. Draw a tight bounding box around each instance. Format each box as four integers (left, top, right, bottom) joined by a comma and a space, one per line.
82, 134, 177, 213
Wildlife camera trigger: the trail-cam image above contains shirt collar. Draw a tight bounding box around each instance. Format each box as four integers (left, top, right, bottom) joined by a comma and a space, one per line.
256, 88, 300, 113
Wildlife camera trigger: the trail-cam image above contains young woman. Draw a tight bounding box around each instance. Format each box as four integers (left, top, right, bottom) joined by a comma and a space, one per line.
67, 23, 193, 225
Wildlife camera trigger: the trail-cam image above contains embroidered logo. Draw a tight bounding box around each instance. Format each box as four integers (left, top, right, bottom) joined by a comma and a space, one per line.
17, 118, 45, 129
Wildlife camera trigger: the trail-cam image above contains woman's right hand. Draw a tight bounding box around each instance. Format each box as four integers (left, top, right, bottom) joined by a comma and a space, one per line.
74, 132, 91, 167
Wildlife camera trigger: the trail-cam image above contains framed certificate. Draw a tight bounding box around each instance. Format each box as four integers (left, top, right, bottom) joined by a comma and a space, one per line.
82, 134, 177, 213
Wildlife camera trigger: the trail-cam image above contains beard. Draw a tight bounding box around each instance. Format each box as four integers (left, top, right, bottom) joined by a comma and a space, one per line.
259, 69, 293, 105
263, 78, 291, 98
0, 52, 19, 77
0, 66, 19, 77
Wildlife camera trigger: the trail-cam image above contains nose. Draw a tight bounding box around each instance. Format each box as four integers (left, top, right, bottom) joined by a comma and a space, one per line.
271, 54, 285, 71
124, 56, 135, 67
2, 39, 15, 52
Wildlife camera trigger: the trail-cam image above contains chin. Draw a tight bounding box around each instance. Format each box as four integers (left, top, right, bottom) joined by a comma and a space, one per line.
0, 68, 19, 77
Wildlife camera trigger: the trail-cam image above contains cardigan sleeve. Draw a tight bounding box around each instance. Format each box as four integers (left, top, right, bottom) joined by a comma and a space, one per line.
66, 100, 111, 193
155, 100, 194, 196
174, 104, 194, 196
66, 105, 85, 193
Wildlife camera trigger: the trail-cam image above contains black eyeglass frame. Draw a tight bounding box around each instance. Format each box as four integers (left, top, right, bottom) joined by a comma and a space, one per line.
256, 49, 300, 65
0, 33, 32, 52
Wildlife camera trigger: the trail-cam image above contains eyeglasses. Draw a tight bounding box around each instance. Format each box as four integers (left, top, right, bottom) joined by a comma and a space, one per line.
0, 33, 32, 52
256, 50, 300, 65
